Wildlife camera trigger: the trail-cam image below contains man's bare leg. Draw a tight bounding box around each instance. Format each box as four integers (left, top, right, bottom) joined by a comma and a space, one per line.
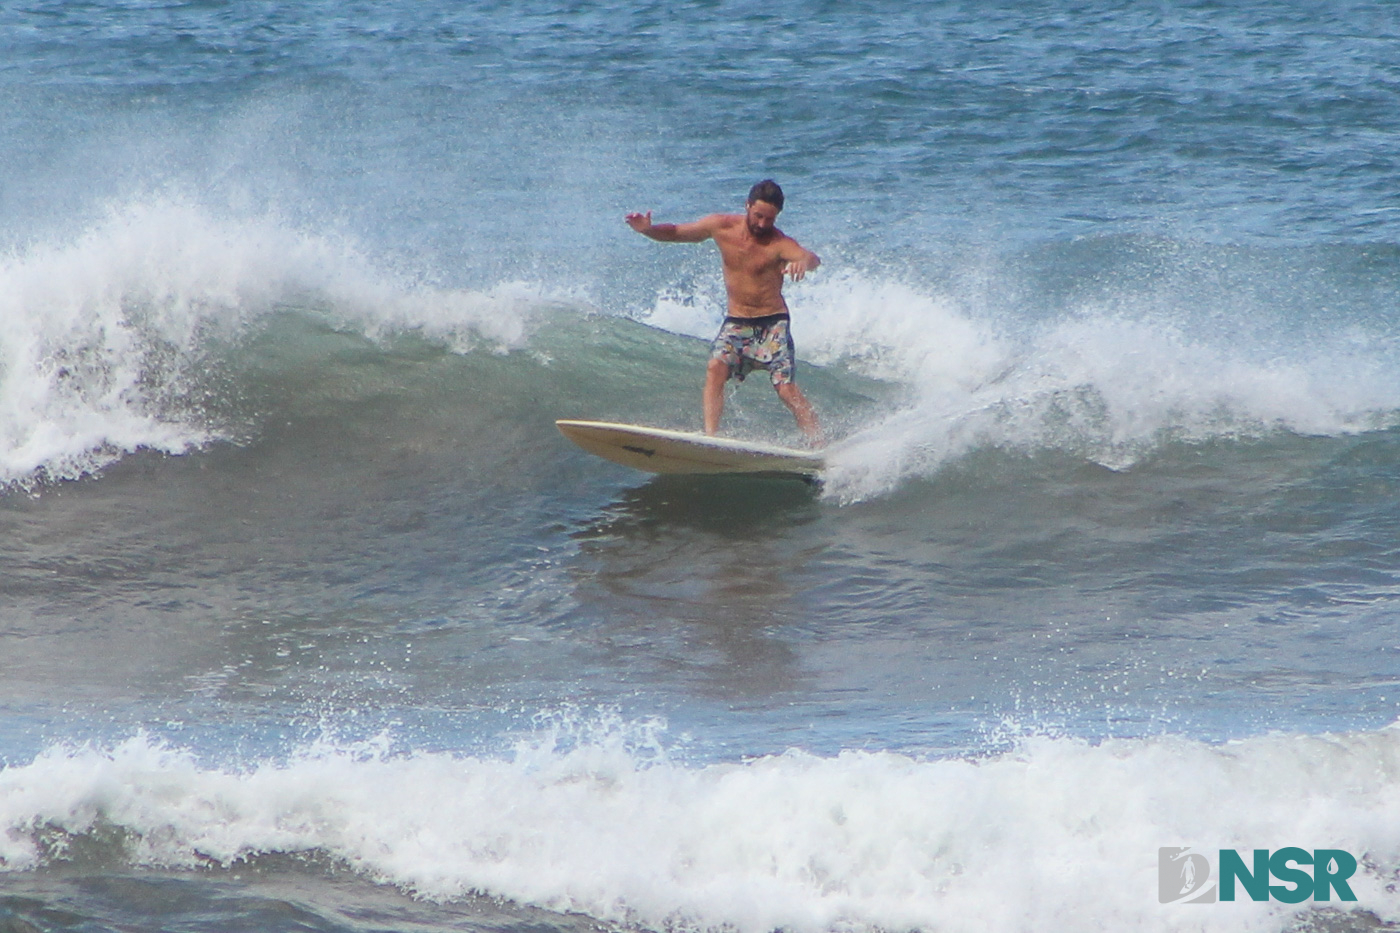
704, 357, 729, 435
777, 382, 822, 443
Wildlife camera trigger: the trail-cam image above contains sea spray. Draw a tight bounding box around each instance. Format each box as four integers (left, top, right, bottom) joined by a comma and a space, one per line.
0, 198, 571, 488
754, 269, 1400, 500
3, 717, 1400, 932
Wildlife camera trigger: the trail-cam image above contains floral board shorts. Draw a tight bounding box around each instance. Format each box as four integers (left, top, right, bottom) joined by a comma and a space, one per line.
710, 312, 796, 386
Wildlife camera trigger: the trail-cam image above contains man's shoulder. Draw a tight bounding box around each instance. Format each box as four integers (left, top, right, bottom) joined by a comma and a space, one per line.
700, 214, 743, 242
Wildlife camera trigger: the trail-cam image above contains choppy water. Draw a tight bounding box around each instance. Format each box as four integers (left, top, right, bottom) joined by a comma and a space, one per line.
4, 2, 1400, 931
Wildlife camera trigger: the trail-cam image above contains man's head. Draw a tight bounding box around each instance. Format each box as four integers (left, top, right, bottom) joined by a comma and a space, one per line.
748, 179, 784, 212
746, 179, 784, 237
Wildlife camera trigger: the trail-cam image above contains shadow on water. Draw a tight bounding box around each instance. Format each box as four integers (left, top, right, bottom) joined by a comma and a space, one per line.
559, 474, 831, 702
572, 472, 824, 541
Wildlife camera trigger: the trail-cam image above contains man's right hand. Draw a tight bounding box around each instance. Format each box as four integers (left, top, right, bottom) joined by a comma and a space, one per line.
625, 212, 716, 243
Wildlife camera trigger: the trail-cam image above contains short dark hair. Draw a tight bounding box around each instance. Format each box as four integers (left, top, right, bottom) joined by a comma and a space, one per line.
747, 179, 784, 211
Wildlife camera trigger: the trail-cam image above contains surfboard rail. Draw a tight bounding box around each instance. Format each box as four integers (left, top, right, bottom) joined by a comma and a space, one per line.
556, 419, 824, 476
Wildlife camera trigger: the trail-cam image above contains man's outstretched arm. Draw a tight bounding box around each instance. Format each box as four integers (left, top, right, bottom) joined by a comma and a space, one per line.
780, 238, 821, 281
625, 211, 719, 243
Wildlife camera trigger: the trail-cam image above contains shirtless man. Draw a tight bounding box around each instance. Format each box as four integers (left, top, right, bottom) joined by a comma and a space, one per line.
625, 179, 822, 442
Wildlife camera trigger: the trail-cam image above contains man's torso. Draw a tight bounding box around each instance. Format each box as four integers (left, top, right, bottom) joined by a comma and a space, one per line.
711, 215, 792, 318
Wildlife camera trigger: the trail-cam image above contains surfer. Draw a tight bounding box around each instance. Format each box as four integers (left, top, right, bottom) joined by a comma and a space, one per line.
625, 179, 823, 442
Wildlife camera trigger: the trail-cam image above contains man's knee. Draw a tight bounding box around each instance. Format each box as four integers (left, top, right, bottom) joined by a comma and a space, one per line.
707, 358, 730, 381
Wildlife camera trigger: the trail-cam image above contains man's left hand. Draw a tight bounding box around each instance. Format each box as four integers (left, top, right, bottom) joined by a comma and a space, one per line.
784, 258, 811, 281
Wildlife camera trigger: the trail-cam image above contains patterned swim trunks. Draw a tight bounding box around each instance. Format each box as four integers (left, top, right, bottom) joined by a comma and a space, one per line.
710, 312, 796, 385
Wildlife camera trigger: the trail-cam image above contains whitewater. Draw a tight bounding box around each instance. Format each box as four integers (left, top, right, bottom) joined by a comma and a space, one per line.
6, 723, 1400, 933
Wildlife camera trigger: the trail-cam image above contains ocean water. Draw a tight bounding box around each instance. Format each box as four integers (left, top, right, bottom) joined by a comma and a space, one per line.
3, 1, 1400, 930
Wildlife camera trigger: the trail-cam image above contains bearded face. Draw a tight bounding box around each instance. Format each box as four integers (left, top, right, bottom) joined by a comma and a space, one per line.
745, 199, 780, 238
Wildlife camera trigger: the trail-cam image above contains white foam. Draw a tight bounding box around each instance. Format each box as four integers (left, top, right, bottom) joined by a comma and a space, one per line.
0, 198, 562, 487
639, 269, 1400, 501
2, 716, 1399, 933
638, 286, 727, 340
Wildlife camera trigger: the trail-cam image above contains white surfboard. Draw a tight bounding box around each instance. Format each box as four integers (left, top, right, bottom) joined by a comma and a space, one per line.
556, 420, 824, 476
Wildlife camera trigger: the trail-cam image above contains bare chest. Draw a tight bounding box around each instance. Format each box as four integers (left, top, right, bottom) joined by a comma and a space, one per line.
716, 235, 785, 279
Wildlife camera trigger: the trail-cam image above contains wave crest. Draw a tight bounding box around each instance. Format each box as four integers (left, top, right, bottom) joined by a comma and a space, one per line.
787, 271, 1400, 500
4, 718, 1400, 932
0, 199, 567, 488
